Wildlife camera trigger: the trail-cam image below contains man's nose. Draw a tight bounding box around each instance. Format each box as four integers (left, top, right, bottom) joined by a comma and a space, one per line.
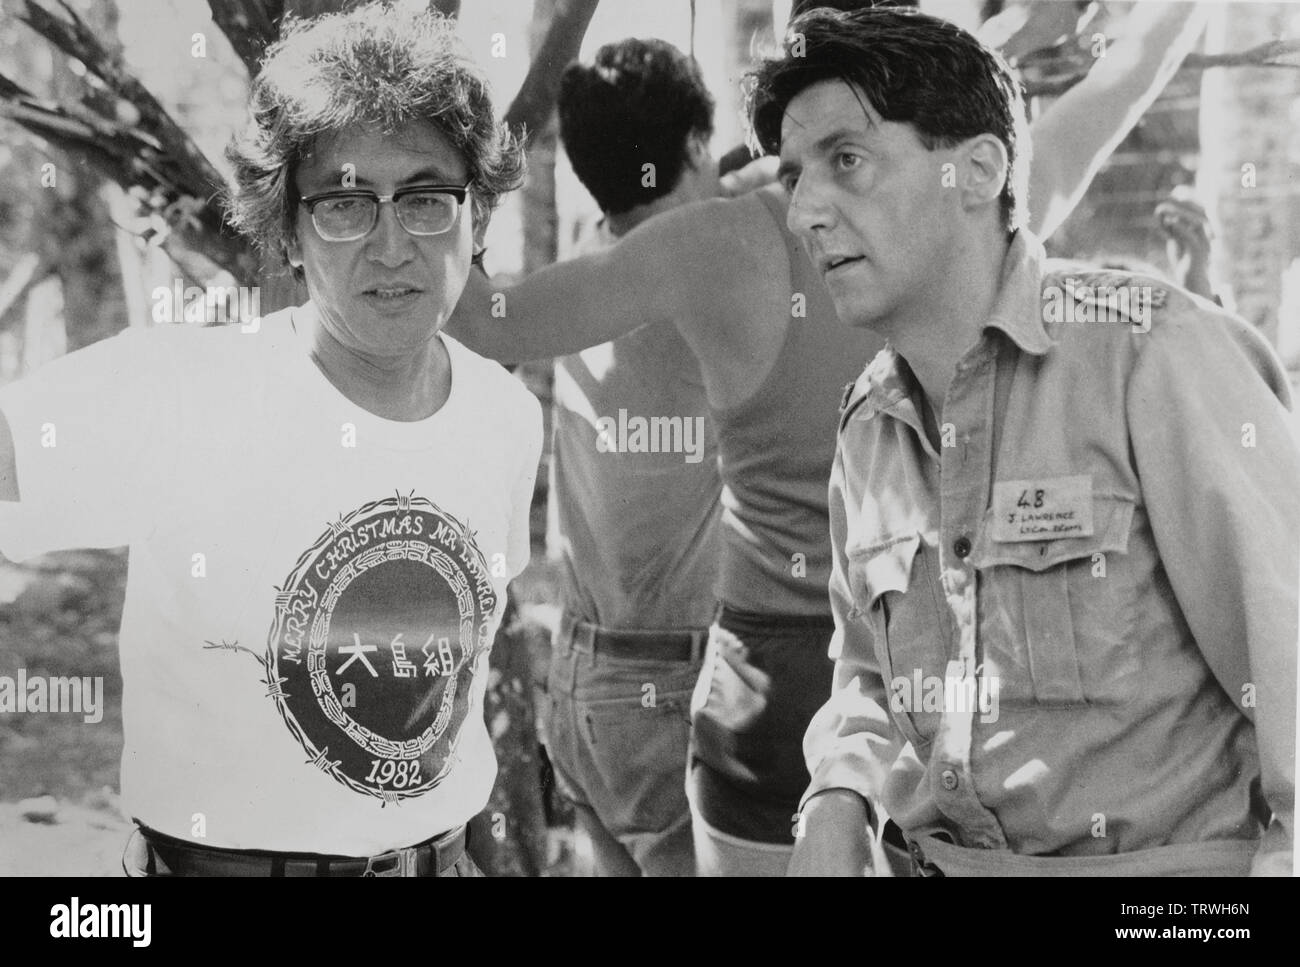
366, 200, 416, 266
786, 175, 835, 241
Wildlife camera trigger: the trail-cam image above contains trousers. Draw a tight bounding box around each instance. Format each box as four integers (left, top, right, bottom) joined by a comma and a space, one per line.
543, 612, 704, 876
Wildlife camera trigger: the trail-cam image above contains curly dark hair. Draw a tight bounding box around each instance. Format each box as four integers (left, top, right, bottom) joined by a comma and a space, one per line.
558, 38, 714, 216
224, 2, 523, 269
748, 6, 1030, 232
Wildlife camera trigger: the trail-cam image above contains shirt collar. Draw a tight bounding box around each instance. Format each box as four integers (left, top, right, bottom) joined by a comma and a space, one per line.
983, 228, 1053, 357
848, 228, 1052, 423
841, 344, 936, 457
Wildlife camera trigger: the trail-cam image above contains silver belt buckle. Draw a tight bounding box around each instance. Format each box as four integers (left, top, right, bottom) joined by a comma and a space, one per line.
907, 838, 943, 878
363, 845, 418, 877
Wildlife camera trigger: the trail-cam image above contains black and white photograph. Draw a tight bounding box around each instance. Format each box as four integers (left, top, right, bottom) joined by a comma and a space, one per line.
0, 0, 1295, 925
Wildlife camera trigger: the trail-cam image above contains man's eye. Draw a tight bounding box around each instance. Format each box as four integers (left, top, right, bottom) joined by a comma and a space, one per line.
835, 151, 863, 171
404, 193, 446, 210
321, 197, 361, 212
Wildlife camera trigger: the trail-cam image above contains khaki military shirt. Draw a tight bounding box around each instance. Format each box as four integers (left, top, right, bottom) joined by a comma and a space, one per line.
805, 231, 1297, 875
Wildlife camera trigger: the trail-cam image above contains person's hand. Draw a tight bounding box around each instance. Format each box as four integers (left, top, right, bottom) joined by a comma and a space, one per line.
719, 155, 779, 198
1156, 187, 1216, 300
787, 789, 879, 876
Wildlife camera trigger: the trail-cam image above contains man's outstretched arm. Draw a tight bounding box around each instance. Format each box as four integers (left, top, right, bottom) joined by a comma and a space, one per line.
449, 197, 749, 365
1026, 1, 1210, 239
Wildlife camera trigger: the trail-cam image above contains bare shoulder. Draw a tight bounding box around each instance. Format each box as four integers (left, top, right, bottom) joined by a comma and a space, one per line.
647, 188, 790, 279
652, 187, 794, 407
579, 192, 789, 324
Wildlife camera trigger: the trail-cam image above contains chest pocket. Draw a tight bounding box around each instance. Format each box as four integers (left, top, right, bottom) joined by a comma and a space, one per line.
847, 532, 950, 750
970, 495, 1138, 707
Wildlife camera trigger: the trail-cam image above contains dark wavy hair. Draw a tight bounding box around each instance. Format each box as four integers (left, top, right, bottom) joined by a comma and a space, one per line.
789, 0, 917, 19
748, 6, 1030, 232
224, 3, 524, 268
558, 38, 714, 216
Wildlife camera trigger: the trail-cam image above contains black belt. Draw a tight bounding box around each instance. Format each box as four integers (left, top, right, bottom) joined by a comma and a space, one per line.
135, 823, 467, 877
882, 820, 945, 878
559, 612, 708, 663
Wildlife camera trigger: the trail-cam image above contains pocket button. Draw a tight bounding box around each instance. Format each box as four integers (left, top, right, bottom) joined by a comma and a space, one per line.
940, 769, 959, 791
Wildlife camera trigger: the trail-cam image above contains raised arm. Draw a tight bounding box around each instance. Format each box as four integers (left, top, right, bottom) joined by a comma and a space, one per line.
1026, 1, 1210, 239
448, 196, 747, 365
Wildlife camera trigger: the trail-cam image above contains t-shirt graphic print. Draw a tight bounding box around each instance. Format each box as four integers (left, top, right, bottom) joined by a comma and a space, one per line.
256, 493, 497, 802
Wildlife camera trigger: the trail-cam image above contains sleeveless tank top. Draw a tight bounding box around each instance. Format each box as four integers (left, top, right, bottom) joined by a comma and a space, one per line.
712, 185, 884, 615
549, 224, 721, 629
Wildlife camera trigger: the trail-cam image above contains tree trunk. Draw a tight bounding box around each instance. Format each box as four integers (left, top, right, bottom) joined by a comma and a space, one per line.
503, 0, 599, 142
465, 0, 564, 878
20, 0, 128, 355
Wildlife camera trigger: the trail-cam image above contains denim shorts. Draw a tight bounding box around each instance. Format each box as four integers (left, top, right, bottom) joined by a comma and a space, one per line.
688, 606, 835, 844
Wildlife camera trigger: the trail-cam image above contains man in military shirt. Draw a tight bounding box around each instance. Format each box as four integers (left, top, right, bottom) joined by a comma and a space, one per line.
753, 7, 1297, 876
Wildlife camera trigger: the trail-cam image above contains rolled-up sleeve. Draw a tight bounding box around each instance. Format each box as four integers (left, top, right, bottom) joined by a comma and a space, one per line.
1127, 310, 1298, 876
800, 438, 904, 827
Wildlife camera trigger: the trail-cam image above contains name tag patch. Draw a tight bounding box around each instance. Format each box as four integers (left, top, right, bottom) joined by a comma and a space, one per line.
990, 475, 1094, 542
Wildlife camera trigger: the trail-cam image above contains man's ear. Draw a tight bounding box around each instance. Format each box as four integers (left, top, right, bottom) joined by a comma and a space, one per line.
958, 134, 1009, 213
470, 211, 490, 267
686, 134, 712, 171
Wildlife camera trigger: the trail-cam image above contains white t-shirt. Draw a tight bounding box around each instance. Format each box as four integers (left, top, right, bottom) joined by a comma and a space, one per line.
0, 304, 542, 854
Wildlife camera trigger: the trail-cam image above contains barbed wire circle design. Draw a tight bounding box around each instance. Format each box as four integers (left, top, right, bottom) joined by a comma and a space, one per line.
265, 493, 498, 801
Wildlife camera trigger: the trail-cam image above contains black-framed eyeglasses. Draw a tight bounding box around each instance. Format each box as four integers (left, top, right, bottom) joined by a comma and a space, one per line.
298, 181, 473, 242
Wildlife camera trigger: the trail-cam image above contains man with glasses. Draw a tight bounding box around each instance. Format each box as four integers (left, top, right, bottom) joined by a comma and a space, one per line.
301, 183, 474, 245
0, 4, 540, 876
